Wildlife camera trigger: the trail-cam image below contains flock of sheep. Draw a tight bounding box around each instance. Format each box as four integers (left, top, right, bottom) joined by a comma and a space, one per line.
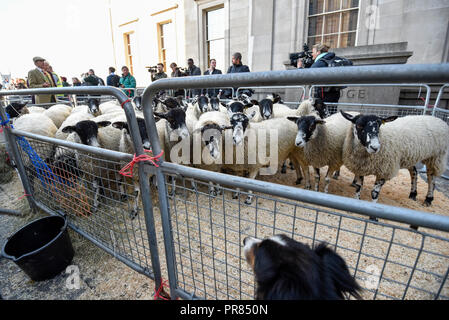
4, 91, 449, 223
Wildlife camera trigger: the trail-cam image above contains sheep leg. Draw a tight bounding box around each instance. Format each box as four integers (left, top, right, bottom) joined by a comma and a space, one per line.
314, 168, 320, 192
353, 176, 364, 200
244, 170, 259, 205
233, 188, 240, 199
424, 171, 436, 207
288, 155, 304, 185
332, 170, 340, 180
281, 160, 287, 174
324, 167, 338, 194
92, 179, 100, 213
115, 172, 128, 201
209, 181, 218, 197
289, 160, 295, 170
369, 178, 386, 222
130, 183, 140, 219
408, 166, 418, 201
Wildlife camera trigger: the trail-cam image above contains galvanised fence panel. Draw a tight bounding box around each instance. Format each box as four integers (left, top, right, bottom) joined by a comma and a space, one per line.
142, 63, 449, 300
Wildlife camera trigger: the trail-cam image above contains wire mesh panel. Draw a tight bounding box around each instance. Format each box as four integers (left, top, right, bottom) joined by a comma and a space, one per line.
13, 135, 156, 274
163, 172, 449, 300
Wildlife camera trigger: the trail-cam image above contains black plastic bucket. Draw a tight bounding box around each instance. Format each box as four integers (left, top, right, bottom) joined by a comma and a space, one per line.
1, 215, 74, 281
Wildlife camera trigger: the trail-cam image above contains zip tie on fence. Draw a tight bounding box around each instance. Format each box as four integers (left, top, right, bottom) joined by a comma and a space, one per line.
153, 278, 175, 300
18, 192, 31, 201
119, 149, 164, 178
420, 97, 435, 108
121, 99, 131, 109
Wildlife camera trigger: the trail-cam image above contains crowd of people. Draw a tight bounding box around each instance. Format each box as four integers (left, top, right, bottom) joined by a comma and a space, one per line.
3, 43, 341, 105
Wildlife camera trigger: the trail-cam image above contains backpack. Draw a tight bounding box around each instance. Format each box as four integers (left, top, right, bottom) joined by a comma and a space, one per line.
322, 56, 353, 67
110, 74, 120, 87
321, 56, 353, 91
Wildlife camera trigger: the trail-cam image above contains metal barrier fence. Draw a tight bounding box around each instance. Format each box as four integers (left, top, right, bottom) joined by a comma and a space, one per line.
142, 64, 449, 300
235, 85, 306, 108
0, 86, 166, 297
307, 83, 431, 117
1, 64, 449, 300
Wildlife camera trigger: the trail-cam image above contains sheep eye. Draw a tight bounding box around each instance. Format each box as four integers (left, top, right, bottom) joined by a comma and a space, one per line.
357, 125, 363, 130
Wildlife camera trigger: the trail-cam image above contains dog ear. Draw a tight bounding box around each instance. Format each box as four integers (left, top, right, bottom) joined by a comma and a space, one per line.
314, 243, 362, 300
254, 243, 302, 300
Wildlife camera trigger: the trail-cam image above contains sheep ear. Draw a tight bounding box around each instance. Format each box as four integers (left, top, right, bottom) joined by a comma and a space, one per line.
62, 126, 76, 133
250, 100, 259, 106
287, 116, 300, 123
96, 121, 111, 128
272, 94, 281, 104
381, 116, 398, 124
112, 121, 127, 130
340, 111, 357, 123
220, 125, 233, 131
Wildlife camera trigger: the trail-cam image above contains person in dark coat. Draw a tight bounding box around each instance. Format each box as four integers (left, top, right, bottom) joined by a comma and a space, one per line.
203, 58, 222, 97
310, 43, 341, 108
187, 58, 201, 97
222, 52, 252, 98
106, 67, 121, 87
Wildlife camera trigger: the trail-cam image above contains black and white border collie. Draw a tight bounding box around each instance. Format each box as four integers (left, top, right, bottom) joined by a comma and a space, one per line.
243, 234, 362, 300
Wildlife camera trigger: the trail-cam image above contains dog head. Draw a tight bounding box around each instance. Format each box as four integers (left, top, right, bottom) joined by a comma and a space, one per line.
243, 234, 362, 300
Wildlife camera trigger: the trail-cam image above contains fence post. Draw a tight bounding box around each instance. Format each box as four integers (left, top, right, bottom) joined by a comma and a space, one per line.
142, 88, 179, 300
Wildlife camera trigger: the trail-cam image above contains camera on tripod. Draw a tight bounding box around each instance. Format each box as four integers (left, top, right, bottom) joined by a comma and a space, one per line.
290, 43, 314, 68
146, 65, 158, 73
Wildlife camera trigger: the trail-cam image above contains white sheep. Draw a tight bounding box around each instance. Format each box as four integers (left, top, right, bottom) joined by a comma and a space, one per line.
27, 106, 46, 113
192, 111, 231, 195
43, 104, 72, 128
55, 110, 95, 141
341, 112, 449, 214
288, 112, 358, 193
13, 113, 57, 138
225, 112, 308, 204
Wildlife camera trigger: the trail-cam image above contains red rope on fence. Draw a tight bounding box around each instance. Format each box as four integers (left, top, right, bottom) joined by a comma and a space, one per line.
153, 278, 172, 300
121, 99, 131, 108
18, 193, 31, 200
119, 149, 164, 178
420, 97, 435, 108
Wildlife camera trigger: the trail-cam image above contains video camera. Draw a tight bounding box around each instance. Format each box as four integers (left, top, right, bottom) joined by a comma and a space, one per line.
290, 43, 314, 68
146, 65, 158, 73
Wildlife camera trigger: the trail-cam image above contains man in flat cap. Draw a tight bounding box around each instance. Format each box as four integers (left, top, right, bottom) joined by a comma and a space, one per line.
27, 56, 55, 104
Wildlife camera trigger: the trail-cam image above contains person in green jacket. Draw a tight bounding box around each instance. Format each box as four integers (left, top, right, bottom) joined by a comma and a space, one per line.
119, 66, 136, 97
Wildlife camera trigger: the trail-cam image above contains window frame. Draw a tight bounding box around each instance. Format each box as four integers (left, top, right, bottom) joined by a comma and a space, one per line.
204, 5, 225, 70
157, 19, 173, 72
123, 31, 135, 75
307, 0, 360, 49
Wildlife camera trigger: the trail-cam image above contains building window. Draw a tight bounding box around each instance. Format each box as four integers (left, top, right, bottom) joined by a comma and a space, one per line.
308, 0, 359, 49
158, 20, 176, 72
205, 6, 225, 72
123, 31, 134, 74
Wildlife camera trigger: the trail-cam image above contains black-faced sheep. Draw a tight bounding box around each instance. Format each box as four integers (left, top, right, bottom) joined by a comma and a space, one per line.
340, 112, 449, 215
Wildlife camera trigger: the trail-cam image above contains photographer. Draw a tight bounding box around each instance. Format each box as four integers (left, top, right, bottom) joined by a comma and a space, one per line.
310, 43, 341, 108
295, 43, 342, 111
150, 63, 167, 82
169, 62, 187, 97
